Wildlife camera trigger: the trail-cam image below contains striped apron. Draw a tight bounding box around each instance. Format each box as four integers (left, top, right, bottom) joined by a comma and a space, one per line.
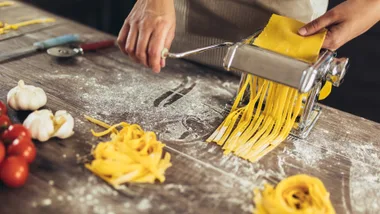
170, 0, 328, 70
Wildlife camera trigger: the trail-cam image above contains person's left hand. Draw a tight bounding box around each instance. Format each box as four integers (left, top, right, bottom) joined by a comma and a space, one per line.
298, 0, 380, 50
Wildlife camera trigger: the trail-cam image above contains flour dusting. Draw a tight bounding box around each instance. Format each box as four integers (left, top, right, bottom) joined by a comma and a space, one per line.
350, 160, 380, 213
137, 198, 152, 211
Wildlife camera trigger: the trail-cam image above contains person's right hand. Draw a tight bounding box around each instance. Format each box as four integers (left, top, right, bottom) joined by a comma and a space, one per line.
117, 0, 176, 73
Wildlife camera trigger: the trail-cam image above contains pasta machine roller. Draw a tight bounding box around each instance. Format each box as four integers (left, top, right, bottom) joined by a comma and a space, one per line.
162, 32, 349, 138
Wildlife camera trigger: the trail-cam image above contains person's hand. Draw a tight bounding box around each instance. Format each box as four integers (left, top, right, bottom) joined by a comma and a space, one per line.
298, 0, 380, 50
117, 0, 176, 73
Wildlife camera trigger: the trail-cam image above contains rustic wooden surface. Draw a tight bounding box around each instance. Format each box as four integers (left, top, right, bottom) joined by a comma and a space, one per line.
0, 1, 380, 214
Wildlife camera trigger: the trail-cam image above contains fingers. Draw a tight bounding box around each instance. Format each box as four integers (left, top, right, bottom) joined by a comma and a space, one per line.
322, 24, 345, 50
301, 0, 380, 50
136, 27, 153, 67
118, 21, 152, 65
161, 27, 175, 68
117, 0, 176, 73
298, 10, 338, 36
117, 20, 129, 55
118, 21, 175, 72
125, 24, 139, 62
147, 23, 172, 73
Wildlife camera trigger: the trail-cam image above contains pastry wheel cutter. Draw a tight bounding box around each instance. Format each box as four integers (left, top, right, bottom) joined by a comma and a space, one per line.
162, 31, 349, 138
47, 39, 115, 58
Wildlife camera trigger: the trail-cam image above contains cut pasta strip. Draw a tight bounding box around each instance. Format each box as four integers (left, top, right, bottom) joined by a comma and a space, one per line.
206, 74, 251, 143
223, 79, 268, 153
0, 1, 14, 7
84, 115, 112, 129
254, 174, 335, 214
0, 18, 55, 35
207, 14, 326, 162
85, 116, 172, 187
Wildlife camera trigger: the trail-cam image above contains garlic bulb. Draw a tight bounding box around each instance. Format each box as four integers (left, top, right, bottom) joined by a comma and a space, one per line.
23, 109, 74, 142
7, 80, 47, 111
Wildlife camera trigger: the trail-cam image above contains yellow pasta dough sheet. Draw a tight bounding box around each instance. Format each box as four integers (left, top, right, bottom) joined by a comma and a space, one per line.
254, 14, 327, 63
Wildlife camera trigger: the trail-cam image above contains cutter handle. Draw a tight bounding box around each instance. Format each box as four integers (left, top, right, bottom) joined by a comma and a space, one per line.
80, 39, 115, 51
33, 34, 80, 49
161, 42, 234, 59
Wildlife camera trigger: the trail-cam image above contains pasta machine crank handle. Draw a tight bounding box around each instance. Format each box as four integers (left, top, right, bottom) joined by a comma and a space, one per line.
161, 42, 234, 59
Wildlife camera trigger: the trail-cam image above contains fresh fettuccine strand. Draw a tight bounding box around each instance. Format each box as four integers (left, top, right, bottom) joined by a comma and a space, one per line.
0, 18, 55, 35
207, 14, 326, 162
0, 1, 14, 7
254, 174, 335, 214
84, 116, 172, 187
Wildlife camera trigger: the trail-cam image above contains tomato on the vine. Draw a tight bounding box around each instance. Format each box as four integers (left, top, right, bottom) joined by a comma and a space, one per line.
0, 115, 11, 131
0, 156, 29, 188
7, 138, 36, 163
2, 124, 31, 144
0, 101, 7, 116
0, 142, 5, 165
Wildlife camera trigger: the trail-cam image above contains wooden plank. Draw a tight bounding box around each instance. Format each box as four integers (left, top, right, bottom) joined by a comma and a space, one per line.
91, 40, 380, 213
0, 0, 63, 41
0, 24, 254, 214
0, 3, 379, 214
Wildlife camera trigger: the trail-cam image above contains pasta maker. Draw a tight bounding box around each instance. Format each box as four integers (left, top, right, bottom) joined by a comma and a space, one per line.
162, 32, 349, 138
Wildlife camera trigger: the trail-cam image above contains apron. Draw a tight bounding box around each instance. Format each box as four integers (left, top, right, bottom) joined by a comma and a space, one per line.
171, 0, 328, 70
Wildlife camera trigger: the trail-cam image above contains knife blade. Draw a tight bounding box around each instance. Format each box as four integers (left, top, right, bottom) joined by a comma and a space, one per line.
0, 46, 38, 62
0, 34, 80, 63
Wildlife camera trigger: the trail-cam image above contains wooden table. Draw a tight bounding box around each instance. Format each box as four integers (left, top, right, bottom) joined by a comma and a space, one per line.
1, 1, 380, 214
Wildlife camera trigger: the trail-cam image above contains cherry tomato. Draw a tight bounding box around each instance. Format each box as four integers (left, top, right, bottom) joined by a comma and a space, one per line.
0, 156, 29, 188
2, 124, 31, 144
0, 101, 7, 116
0, 115, 11, 131
0, 142, 5, 165
7, 138, 36, 163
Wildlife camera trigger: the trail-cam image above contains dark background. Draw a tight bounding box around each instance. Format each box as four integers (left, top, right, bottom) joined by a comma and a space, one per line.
22, 0, 380, 123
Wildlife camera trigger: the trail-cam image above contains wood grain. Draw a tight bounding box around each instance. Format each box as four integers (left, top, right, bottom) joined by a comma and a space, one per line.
0, 2, 379, 214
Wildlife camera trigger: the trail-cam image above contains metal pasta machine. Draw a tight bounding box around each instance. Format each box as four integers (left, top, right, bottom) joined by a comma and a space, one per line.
162, 31, 349, 138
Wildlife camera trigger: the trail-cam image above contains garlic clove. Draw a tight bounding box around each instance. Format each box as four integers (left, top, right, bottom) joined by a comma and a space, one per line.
32, 118, 54, 142
23, 109, 55, 142
7, 94, 19, 110
16, 90, 31, 109
53, 110, 74, 139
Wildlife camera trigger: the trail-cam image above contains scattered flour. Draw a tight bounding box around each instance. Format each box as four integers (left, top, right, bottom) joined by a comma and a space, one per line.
41, 199, 52, 206
282, 139, 325, 167
350, 160, 380, 213
137, 198, 152, 211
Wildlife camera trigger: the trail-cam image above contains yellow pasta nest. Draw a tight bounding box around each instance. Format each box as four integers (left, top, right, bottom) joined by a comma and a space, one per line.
254, 174, 335, 214
207, 14, 327, 162
84, 116, 172, 187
